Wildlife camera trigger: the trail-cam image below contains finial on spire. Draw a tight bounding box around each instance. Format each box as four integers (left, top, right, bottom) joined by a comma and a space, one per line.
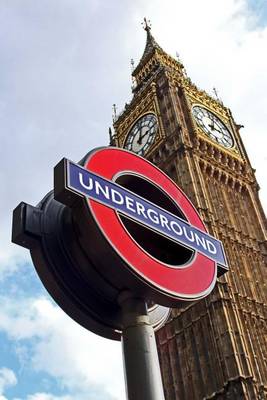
213, 87, 219, 99
130, 58, 135, 72
212, 87, 224, 105
109, 127, 116, 146
142, 17, 151, 32
130, 59, 137, 89
108, 127, 113, 142
112, 104, 117, 122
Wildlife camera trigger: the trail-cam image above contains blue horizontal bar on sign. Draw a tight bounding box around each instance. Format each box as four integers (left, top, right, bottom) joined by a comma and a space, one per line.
67, 161, 228, 268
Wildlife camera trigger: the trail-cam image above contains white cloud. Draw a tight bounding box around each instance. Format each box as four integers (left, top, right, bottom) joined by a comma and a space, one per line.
13, 393, 74, 400
13, 393, 73, 400
0, 367, 17, 395
0, 296, 123, 400
26, 393, 73, 400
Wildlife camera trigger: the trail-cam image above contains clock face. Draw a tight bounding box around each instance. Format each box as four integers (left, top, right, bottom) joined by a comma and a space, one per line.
192, 106, 234, 149
124, 114, 158, 156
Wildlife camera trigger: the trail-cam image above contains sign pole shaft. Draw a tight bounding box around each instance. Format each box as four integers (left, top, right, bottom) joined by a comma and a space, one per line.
119, 292, 165, 400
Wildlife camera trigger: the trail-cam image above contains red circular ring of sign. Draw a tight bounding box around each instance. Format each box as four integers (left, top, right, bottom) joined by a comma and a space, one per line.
83, 147, 216, 300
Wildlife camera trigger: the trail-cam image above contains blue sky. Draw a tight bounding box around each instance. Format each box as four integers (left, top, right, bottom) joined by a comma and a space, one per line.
0, 1, 267, 399
247, 0, 267, 26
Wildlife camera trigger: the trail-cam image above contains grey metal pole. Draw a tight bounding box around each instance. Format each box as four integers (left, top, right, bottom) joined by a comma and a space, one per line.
118, 291, 165, 400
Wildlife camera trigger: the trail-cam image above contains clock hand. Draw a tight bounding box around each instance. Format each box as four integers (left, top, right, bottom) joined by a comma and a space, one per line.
137, 129, 149, 145
207, 114, 215, 128
140, 130, 149, 140
208, 123, 221, 133
137, 130, 142, 144
212, 126, 222, 134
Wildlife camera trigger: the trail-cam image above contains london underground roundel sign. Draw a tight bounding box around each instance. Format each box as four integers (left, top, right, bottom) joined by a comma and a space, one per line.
54, 147, 228, 306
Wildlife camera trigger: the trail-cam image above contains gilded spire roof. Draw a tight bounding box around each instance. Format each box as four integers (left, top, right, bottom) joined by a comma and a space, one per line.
132, 18, 164, 76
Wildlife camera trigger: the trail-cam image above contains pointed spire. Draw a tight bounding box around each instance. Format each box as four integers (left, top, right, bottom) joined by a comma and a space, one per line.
132, 18, 163, 77
131, 19, 184, 94
141, 17, 163, 60
142, 17, 151, 32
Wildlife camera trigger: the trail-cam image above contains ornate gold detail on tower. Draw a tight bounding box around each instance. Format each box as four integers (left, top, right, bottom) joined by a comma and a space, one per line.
112, 22, 267, 399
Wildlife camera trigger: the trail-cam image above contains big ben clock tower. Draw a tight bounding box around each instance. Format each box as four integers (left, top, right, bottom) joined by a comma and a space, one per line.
112, 20, 267, 400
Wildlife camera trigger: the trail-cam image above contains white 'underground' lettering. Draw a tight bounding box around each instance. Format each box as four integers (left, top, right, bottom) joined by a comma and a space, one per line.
170, 221, 183, 235
79, 173, 94, 190
111, 189, 124, 205
136, 202, 148, 219
147, 209, 160, 224
77, 169, 218, 257
125, 196, 136, 213
195, 233, 207, 250
183, 226, 195, 242
95, 181, 110, 199
160, 214, 171, 231
207, 240, 217, 254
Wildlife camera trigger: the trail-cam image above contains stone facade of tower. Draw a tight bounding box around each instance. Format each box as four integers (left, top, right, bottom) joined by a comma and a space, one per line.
112, 24, 267, 399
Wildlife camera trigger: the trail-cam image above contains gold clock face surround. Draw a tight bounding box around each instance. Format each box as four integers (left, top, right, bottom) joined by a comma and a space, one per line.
192, 105, 234, 149
124, 113, 158, 156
